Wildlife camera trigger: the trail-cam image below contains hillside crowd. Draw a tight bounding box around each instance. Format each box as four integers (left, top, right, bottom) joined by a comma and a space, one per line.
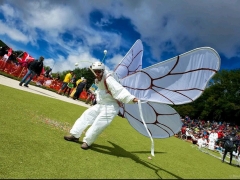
178, 116, 240, 160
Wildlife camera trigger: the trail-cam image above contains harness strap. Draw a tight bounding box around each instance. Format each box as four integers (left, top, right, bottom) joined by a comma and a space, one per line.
104, 74, 123, 109
138, 100, 155, 157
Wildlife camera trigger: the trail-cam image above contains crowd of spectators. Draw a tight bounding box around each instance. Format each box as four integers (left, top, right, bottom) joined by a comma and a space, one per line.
177, 116, 240, 157
0, 48, 97, 104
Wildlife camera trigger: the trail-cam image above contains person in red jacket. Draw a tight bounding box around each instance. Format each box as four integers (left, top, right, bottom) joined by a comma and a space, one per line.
217, 130, 224, 139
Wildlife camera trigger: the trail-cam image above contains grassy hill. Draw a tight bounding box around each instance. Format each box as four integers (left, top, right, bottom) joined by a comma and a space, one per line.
0, 84, 239, 179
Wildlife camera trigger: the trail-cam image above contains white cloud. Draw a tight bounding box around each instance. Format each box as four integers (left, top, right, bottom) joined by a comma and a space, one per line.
51, 51, 100, 73
97, 0, 240, 60
1, 3, 15, 17
0, 20, 29, 42
105, 54, 124, 70
1, 0, 240, 72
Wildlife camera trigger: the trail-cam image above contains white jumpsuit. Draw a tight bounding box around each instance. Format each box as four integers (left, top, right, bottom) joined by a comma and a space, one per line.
208, 132, 218, 150
70, 70, 135, 146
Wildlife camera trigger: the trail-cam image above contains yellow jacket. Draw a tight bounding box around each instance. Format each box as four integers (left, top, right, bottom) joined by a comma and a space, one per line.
76, 79, 83, 86
63, 73, 72, 83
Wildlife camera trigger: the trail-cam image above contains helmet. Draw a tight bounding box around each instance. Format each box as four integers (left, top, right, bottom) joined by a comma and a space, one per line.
91, 62, 105, 70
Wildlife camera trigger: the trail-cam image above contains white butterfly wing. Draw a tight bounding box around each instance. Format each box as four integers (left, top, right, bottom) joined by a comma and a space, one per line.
120, 102, 182, 138
114, 39, 143, 79
121, 47, 221, 105
114, 41, 220, 140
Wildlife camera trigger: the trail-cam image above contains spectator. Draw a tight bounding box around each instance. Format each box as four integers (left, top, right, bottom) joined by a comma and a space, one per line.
8, 52, 17, 62
73, 78, 87, 100
44, 68, 52, 78
191, 133, 198, 144
0, 46, 8, 59
0, 46, 10, 70
54, 73, 60, 81
57, 71, 73, 95
217, 130, 225, 139
185, 128, 192, 141
91, 94, 97, 105
208, 129, 218, 150
197, 135, 208, 148
181, 126, 186, 135
233, 146, 240, 167
19, 56, 44, 87
85, 90, 96, 106
1, 52, 16, 71
71, 74, 77, 88
63, 74, 76, 97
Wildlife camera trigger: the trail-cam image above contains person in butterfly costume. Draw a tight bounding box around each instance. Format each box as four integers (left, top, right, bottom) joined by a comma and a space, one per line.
65, 39, 221, 155
64, 61, 138, 149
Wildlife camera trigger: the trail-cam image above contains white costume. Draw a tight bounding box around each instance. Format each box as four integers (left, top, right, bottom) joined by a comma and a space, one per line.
208, 132, 218, 150
70, 66, 135, 146
197, 137, 208, 148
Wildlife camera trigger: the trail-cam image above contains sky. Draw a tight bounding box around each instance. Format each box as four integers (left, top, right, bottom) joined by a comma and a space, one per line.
0, 0, 239, 73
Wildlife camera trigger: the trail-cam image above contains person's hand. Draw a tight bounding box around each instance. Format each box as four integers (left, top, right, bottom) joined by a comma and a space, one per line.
133, 97, 138, 103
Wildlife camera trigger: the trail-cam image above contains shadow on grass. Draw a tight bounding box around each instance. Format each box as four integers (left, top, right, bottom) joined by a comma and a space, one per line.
89, 141, 183, 179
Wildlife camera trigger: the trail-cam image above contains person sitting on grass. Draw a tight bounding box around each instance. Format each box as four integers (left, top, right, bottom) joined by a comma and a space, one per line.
197, 135, 208, 148
191, 133, 199, 145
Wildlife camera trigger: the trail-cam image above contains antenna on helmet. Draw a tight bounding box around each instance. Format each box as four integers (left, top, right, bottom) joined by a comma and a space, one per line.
101, 50, 107, 63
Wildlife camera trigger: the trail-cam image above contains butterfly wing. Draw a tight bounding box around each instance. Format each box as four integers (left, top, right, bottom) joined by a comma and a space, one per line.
120, 102, 182, 138
121, 47, 221, 105
114, 44, 220, 139
114, 39, 143, 79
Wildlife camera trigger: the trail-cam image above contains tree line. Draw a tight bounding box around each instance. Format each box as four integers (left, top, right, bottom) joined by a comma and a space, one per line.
172, 69, 240, 125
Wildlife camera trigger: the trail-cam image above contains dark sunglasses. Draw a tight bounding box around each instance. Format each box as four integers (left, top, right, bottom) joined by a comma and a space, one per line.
94, 70, 102, 73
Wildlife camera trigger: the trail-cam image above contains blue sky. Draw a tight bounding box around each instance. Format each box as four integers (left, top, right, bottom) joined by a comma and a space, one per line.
0, 0, 239, 73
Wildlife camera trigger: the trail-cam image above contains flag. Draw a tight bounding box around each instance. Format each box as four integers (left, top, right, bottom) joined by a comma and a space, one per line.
16, 52, 34, 67
89, 83, 98, 92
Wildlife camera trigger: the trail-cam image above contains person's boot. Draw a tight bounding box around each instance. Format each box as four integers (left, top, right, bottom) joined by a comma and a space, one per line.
19, 82, 23, 86
81, 142, 89, 150
64, 135, 79, 142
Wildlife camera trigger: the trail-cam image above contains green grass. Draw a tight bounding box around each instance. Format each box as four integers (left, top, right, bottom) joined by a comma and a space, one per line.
0, 84, 240, 179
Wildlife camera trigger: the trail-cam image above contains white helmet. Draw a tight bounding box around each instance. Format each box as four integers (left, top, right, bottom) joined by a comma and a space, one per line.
91, 62, 105, 70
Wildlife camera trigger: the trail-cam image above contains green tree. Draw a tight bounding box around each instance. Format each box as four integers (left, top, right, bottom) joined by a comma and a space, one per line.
73, 67, 95, 89
173, 69, 240, 125
173, 104, 196, 119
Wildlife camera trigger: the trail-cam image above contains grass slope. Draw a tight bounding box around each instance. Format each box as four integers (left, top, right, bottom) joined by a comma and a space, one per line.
0, 85, 239, 179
